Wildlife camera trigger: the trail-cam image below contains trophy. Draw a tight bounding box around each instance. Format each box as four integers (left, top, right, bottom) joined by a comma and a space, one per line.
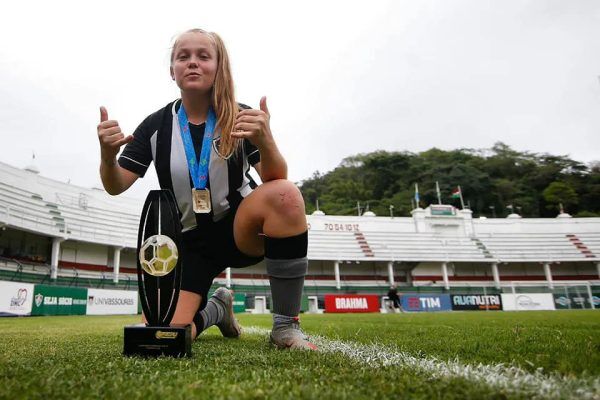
123, 190, 192, 357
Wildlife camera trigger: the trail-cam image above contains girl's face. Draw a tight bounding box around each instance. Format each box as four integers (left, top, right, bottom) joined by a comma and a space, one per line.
170, 32, 218, 94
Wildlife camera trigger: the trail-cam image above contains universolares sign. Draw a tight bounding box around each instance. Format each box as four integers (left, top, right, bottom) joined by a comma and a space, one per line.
86, 289, 138, 315
451, 294, 503, 311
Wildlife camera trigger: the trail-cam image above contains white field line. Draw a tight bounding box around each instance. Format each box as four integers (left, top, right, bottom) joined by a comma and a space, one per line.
244, 326, 599, 400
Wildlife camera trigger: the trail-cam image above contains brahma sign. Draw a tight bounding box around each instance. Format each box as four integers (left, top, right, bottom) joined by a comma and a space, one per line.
324, 294, 380, 313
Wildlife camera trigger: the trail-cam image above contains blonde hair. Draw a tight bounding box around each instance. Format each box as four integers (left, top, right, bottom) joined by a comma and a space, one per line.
171, 29, 240, 159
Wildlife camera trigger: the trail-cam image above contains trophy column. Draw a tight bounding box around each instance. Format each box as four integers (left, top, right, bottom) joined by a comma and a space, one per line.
123, 190, 192, 357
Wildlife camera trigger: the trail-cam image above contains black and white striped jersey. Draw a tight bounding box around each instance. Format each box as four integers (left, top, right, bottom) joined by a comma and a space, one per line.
118, 99, 261, 232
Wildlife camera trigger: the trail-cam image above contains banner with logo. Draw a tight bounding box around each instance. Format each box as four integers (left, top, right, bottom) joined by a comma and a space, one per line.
31, 285, 87, 316
324, 294, 379, 313
553, 293, 599, 310
233, 293, 246, 313
501, 293, 555, 311
0, 280, 34, 316
86, 289, 138, 315
400, 294, 452, 312
451, 294, 503, 311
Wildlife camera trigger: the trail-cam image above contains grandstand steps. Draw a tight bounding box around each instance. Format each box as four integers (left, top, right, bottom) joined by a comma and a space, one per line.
566, 234, 597, 258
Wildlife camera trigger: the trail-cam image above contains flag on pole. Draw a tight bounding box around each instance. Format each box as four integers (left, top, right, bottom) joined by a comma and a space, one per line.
414, 183, 420, 208
435, 182, 442, 205
452, 186, 466, 209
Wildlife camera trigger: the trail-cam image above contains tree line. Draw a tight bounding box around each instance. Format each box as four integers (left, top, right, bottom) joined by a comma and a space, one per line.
298, 142, 600, 218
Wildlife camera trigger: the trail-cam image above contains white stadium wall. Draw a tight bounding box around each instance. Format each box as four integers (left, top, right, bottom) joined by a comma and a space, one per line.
1, 160, 600, 290
60, 241, 110, 266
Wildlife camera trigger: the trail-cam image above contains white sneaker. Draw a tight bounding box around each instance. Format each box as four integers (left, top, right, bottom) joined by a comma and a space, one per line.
212, 287, 242, 338
270, 317, 318, 350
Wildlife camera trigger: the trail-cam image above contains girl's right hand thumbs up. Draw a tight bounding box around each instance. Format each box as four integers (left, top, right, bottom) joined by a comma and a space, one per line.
97, 106, 133, 162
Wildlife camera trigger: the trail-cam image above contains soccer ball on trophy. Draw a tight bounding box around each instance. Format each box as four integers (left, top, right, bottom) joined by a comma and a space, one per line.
139, 234, 179, 277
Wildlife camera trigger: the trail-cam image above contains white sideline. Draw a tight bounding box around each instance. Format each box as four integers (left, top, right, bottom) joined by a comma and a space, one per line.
244, 326, 599, 399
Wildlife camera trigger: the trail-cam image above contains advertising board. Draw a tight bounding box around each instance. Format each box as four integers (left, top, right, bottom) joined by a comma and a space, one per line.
233, 293, 246, 313
451, 294, 502, 311
400, 294, 452, 312
31, 285, 87, 316
324, 294, 380, 313
0, 280, 34, 316
553, 294, 599, 310
86, 288, 138, 315
501, 293, 555, 311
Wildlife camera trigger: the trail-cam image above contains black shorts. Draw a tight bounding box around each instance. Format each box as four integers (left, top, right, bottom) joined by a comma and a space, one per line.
179, 211, 263, 307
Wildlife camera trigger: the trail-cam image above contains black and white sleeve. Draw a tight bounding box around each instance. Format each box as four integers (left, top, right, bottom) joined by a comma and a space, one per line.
118, 115, 154, 177
244, 139, 261, 166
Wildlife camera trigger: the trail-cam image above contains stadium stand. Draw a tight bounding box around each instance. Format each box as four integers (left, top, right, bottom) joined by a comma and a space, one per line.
476, 232, 597, 262
1, 160, 599, 299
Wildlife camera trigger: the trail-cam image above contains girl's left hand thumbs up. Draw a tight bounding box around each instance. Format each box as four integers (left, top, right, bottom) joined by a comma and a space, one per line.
232, 96, 273, 148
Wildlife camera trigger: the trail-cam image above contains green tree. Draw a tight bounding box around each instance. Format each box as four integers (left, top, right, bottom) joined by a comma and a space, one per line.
542, 181, 578, 212
298, 144, 599, 218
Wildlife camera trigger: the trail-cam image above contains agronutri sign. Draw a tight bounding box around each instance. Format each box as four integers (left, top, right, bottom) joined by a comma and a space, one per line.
324, 294, 379, 313
451, 294, 503, 311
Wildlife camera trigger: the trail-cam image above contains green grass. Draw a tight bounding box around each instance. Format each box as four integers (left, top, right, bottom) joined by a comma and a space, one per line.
0, 311, 598, 400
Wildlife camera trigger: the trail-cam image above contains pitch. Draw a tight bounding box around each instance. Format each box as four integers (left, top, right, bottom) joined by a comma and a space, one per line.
0, 311, 598, 399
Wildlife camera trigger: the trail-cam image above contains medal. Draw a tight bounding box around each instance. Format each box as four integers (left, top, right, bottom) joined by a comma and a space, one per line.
192, 188, 211, 213
177, 102, 217, 214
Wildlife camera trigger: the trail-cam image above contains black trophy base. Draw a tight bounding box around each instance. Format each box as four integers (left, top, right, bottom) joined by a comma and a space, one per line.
123, 323, 192, 357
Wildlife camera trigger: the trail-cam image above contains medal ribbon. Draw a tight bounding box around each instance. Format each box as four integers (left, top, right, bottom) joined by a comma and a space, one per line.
177, 102, 216, 190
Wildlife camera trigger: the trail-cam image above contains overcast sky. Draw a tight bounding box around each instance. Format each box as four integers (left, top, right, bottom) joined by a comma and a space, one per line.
1, 0, 599, 200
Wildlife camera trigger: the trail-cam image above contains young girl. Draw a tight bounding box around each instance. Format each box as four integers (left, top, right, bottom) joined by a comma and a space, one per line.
97, 28, 315, 350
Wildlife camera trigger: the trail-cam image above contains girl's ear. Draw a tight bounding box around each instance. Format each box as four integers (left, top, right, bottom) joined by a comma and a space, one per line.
170, 66, 175, 80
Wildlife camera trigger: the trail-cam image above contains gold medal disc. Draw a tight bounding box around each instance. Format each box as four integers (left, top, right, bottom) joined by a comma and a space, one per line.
192, 188, 211, 214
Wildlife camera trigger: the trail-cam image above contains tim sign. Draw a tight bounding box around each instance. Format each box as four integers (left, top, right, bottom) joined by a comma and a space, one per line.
400, 294, 452, 312
324, 294, 379, 313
